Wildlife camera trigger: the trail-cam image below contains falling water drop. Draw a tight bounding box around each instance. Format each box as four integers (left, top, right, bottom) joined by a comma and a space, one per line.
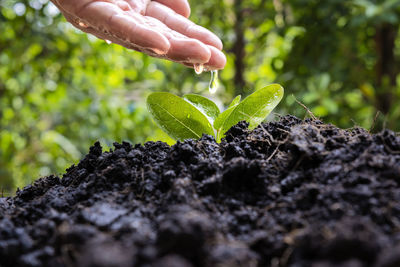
194, 63, 204, 75
105, 39, 112, 45
209, 70, 219, 94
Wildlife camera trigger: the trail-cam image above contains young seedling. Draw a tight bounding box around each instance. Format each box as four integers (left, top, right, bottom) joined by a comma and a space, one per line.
147, 84, 284, 142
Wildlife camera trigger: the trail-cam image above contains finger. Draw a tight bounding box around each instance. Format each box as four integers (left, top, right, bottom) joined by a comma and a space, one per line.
204, 45, 227, 70
181, 46, 226, 70
55, 3, 139, 51
75, 24, 137, 50
146, 2, 223, 50
124, 0, 150, 14
76, 1, 170, 54
76, 15, 213, 66
55, 0, 91, 14
142, 16, 212, 62
153, 0, 190, 18
165, 36, 211, 63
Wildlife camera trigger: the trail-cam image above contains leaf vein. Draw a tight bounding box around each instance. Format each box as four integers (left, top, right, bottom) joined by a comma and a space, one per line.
153, 103, 201, 139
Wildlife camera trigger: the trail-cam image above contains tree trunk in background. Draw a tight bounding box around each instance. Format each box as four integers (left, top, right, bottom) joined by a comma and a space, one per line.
233, 0, 246, 96
375, 24, 397, 115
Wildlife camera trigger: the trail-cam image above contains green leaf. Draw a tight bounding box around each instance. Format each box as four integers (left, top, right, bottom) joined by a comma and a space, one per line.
183, 94, 220, 122
214, 95, 242, 142
147, 92, 214, 141
228, 95, 241, 108
214, 105, 238, 142
214, 98, 241, 131
214, 84, 284, 141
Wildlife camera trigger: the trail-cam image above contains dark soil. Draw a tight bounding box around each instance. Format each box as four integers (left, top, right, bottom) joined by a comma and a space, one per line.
1, 115, 400, 267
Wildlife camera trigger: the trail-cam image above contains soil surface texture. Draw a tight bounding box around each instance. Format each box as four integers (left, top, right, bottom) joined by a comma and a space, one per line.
1, 116, 400, 267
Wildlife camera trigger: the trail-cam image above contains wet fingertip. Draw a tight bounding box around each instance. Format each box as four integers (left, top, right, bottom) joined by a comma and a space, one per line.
168, 38, 211, 63
195, 44, 212, 63
152, 40, 171, 55
216, 38, 223, 50
183, 0, 191, 18
209, 33, 223, 50
141, 30, 171, 55
205, 46, 226, 70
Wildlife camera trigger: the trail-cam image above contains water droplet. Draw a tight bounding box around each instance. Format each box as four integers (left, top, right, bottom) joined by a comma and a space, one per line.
194, 63, 204, 75
187, 114, 191, 119
105, 39, 112, 45
78, 21, 88, 28
149, 47, 165, 55
209, 70, 219, 94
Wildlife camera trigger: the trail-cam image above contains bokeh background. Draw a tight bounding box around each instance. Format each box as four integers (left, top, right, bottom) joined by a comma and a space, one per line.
1, 0, 400, 193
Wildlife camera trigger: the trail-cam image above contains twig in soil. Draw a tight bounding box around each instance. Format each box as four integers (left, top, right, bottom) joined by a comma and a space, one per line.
203, 141, 219, 149
280, 247, 294, 266
138, 168, 145, 199
196, 141, 219, 158
369, 111, 381, 133
247, 137, 272, 147
265, 135, 290, 162
196, 144, 208, 159
272, 112, 284, 119
273, 127, 291, 135
350, 119, 360, 128
259, 124, 274, 145
266, 146, 280, 162
293, 96, 317, 120
247, 124, 273, 146
383, 115, 388, 130
292, 154, 305, 171
239, 110, 280, 144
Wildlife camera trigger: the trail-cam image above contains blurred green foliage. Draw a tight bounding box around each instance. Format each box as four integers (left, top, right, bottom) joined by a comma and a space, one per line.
1, 0, 400, 193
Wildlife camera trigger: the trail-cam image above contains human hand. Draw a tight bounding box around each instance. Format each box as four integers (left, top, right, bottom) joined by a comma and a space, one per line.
51, 0, 226, 70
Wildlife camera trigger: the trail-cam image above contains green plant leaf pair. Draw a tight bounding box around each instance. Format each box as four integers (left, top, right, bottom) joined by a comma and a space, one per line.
147, 84, 284, 142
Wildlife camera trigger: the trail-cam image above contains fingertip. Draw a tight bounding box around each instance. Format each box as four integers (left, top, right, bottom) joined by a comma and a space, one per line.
178, 0, 191, 18
205, 45, 226, 70
151, 33, 171, 55
149, 39, 171, 55
183, 0, 191, 18
209, 32, 223, 50
168, 38, 211, 63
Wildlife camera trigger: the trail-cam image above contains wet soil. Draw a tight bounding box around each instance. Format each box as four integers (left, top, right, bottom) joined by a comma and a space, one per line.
1, 115, 400, 267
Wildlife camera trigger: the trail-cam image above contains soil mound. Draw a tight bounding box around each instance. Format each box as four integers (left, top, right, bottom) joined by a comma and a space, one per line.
1, 115, 400, 267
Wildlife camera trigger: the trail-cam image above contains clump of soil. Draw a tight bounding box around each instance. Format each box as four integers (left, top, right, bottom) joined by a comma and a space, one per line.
1, 115, 400, 267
